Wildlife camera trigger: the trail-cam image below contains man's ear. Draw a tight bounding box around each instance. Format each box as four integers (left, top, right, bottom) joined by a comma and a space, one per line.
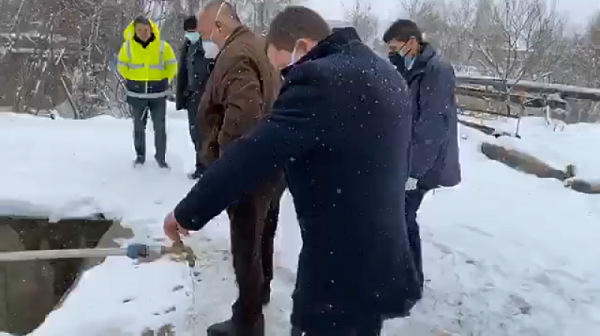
297, 38, 314, 53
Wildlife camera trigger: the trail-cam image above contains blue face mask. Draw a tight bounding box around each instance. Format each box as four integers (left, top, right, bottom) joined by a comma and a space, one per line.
185, 31, 200, 43
404, 56, 415, 70
389, 40, 417, 70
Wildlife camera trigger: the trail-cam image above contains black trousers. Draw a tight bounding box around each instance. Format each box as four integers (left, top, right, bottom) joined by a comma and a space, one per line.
291, 316, 383, 336
228, 178, 285, 326
186, 96, 205, 171
405, 187, 429, 289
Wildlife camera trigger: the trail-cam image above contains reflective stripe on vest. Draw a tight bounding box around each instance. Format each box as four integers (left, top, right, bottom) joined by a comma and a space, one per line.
123, 40, 171, 70
125, 90, 171, 99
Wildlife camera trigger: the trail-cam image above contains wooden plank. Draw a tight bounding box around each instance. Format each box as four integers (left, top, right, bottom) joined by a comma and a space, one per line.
457, 105, 519, 118
454, 86, 567, 109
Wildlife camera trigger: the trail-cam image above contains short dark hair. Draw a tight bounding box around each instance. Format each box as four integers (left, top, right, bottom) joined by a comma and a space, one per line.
133, 15, 150, 26
383, 19, 423, 43
184, 15, 197, 31
266, 6, 330, 52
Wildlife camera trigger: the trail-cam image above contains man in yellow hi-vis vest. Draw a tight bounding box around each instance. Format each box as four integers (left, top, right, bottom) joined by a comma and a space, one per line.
117, 16, 177, 168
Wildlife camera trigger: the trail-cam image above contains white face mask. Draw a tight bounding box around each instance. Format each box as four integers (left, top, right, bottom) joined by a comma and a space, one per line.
288, 44, 301, 66
203, 41, 219, 58
289, 44, 298, 66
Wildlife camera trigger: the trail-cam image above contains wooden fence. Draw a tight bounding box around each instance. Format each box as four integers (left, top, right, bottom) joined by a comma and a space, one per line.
454, 75, 600, 121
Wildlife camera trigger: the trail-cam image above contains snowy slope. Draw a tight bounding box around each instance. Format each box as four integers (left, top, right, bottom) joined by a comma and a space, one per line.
1, 108, 600, 335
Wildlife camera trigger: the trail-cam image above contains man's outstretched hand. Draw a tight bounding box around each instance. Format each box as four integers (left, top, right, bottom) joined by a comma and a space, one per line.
163, 211, 189, 242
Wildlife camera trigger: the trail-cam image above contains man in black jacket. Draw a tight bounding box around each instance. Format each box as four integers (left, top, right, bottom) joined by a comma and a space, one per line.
164, 6, 421, 336
384, 19, 461, 292
176, 15, 213, 179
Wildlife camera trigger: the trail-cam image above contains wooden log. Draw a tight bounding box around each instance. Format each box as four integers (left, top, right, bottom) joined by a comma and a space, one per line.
480, 142, 575, 181
458, 119, 516, 138
565, 179, 600, 194
458, 119, 498, 136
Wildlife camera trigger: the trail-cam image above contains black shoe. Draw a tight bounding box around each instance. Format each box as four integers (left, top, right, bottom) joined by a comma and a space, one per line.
133, 155, 145, 167
156, 159, 170, 169
207, 318, 264, 336
262, 285, 271, 306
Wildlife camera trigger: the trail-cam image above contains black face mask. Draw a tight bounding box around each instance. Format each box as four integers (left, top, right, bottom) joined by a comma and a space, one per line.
388, 40, 411, 66
388, 52, 404, 67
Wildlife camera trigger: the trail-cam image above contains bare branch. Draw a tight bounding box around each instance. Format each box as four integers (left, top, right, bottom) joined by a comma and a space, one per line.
344, 0, 379, 44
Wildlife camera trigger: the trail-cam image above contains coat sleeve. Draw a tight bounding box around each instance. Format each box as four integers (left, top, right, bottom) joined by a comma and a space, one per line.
173, 70, 323, 231
163, 42, 178, 83
410, 64, 454, 179
175, 43, 188, 110
215, 55, 263, 150
116, 42, 129, 79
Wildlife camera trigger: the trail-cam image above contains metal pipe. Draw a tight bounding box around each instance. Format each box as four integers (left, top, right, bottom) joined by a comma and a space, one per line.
0, 243, 162, 262
0, 248, 128, 261
0, 243, 196, 267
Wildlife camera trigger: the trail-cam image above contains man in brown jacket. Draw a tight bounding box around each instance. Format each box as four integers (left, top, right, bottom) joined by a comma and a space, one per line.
193, 1, 284, 335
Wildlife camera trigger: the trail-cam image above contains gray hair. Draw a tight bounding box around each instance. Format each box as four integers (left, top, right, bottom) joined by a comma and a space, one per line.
204, 0, 240, 22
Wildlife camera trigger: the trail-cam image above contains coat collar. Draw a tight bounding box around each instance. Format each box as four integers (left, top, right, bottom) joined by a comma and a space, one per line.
406, 43, 437, 78
281, 27, 362, 77
299, 27, 361, 64
214, 25, 250, 59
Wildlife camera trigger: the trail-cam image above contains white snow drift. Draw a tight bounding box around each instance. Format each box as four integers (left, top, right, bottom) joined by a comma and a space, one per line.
0, 108, 599, 335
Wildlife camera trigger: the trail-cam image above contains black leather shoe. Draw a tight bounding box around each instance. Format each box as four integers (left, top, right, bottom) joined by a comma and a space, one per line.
207, 318, 265, 336
156, 159, 170, 169
133, 155, 145, 167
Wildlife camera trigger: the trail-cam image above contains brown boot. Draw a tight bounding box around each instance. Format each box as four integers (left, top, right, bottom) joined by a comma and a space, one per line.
207, 318, 264, 336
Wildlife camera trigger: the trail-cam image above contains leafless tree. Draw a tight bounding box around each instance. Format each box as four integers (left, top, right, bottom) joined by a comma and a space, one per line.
2, 0, 597, 121
561, 11, 600, 121
588, 11, 600, 48
466, 0, 564, 115
435, 0, 478, 71
398, 0, 447, 47
343, 0, 379, 45
0, 0, 158, 117
233, 0, 293, 35
469, 0, 562, 82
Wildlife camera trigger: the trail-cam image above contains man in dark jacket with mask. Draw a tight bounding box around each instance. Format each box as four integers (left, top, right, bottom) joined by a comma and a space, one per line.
384, 19, 461, 293
176, 15, 214, 179
163, 6, 421, 336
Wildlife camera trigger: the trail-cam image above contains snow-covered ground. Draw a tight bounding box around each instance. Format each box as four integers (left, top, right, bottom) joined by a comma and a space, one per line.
1, 107, 600, 336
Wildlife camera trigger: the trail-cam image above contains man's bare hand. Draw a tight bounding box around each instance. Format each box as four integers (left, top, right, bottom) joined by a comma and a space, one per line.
163, 211, 189, 242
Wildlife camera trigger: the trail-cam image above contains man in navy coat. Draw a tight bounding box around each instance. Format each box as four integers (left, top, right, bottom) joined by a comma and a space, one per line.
164, 6, 421, 336
384, 19, 461, 292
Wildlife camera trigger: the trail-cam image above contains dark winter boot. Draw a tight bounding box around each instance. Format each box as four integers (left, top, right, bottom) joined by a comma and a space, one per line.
133, 155, 145, 167
261, 284, 271, 306
207, 318, 264, 336
156, 159, 170, 169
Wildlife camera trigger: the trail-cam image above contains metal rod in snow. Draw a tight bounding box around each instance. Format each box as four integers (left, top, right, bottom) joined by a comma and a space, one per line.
0, 248, 128, 262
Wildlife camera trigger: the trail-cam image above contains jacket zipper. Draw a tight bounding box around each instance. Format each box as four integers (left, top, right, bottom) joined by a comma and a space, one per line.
145, 53, 148, 94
